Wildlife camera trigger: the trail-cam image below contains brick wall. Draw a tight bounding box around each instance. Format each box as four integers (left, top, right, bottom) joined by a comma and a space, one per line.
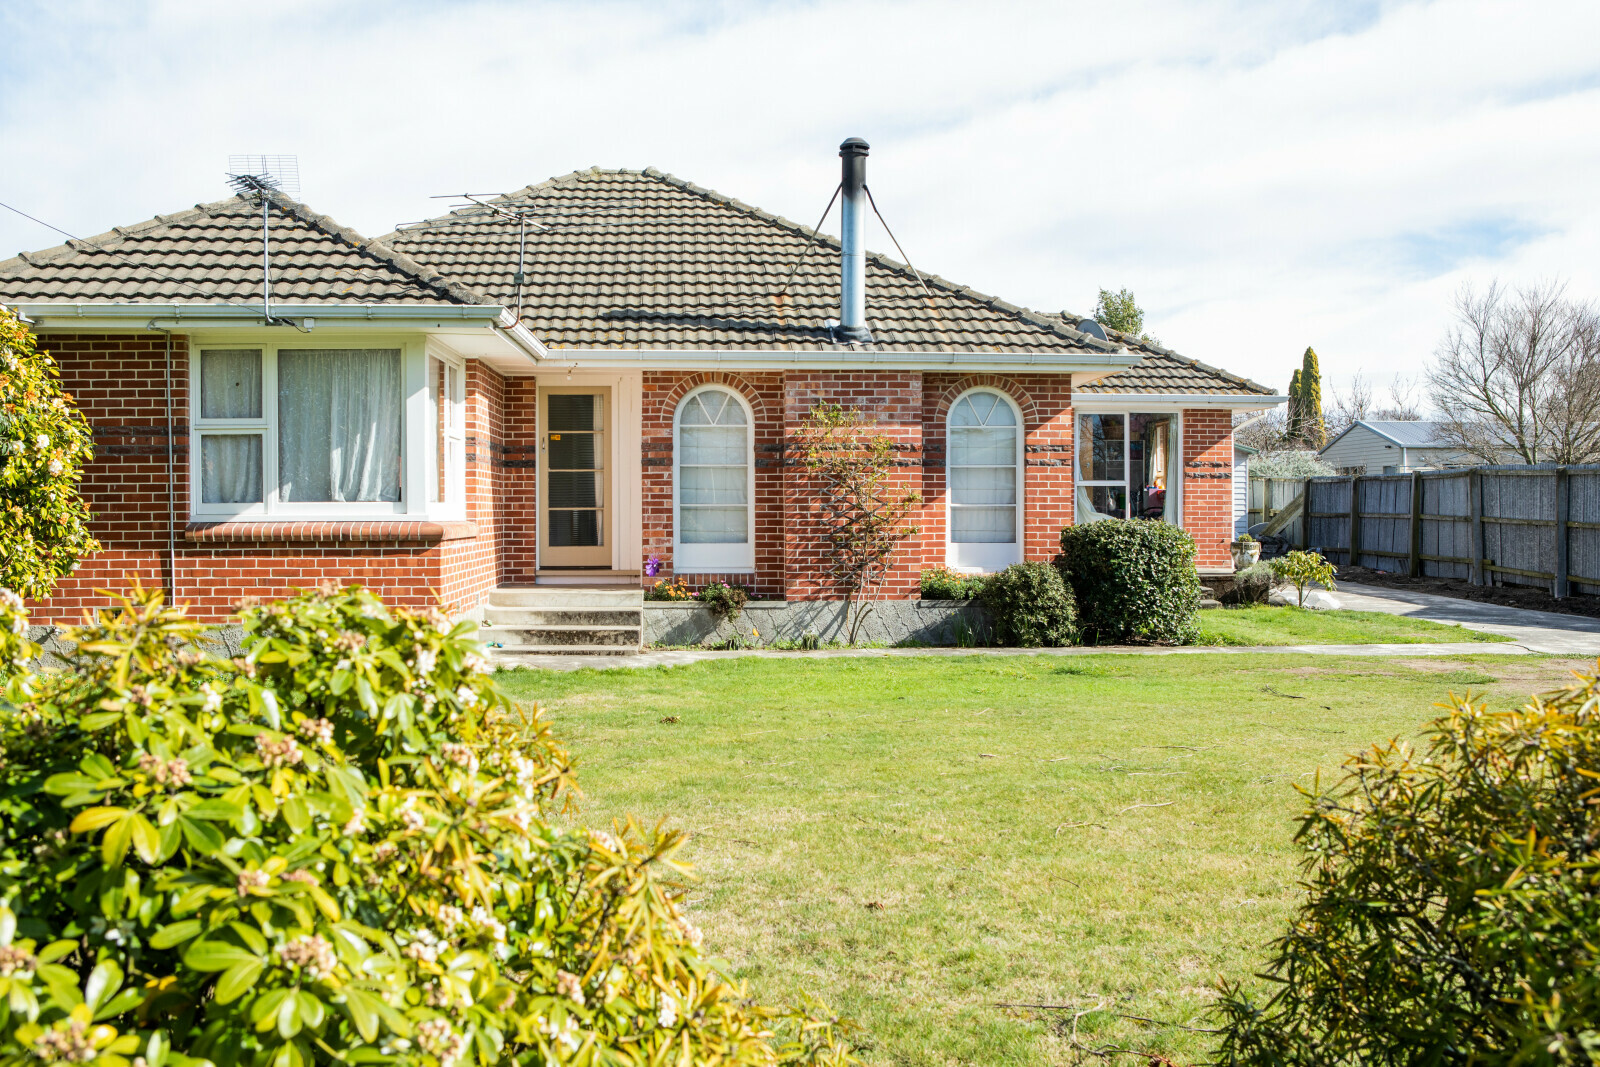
1181, 408, 1236, 569
440, 363, 507, 609
22, 333, 509, 624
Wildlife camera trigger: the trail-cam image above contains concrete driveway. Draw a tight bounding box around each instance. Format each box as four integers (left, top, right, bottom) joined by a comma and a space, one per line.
1335, 582, 1600, 656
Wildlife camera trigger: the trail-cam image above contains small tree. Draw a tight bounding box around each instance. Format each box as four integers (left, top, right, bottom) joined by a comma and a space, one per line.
1092, 288, 1158, 344
1268, 549, 1336, 606
793, 403, 921, 645
1297, 347, 1324, 447
1286, 367, 1304, 442
0, 305, 99, 599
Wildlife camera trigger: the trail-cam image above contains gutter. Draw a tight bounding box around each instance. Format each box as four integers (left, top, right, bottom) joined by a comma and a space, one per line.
1076, 393, 1290, 406
533, 347, 1144, 373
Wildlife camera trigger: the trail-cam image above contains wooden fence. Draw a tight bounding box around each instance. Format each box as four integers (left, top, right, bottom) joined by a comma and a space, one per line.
1248, 466, 1600, 598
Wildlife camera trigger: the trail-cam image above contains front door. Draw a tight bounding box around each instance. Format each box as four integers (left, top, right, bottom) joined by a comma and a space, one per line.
539, 387, 611, 568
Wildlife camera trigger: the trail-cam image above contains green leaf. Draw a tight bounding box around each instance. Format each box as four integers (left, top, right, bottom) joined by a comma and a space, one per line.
186, 800, 245, 822
295, 991, 324, 1029
149, 920, 203, 950
281, 795, 310, 833
69, 806, 127, 833
0, 906, 13, 946
79, 711, 124, 732
130, 814, 162, 864
341, 989, 379, 1043
215, 959, 264, 1005
227, 922, 268, 956
184, 940, 261, 972
94, 987, 143, 1021
275, 987, 301, 1038
85, 959, 123, 1011
251, 988, 292, 1030
43, 773, 102, 796
102, 813, 134, 867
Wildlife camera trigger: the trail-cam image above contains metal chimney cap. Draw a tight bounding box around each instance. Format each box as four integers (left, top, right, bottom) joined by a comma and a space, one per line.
839, 137, 870, 157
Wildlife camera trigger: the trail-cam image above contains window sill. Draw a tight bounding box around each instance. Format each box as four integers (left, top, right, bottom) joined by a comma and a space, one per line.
185, 520, 479, 545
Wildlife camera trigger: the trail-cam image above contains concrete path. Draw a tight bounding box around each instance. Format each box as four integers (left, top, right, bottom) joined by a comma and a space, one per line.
1335, 582, 1600, 656
495, 639, 1533, 673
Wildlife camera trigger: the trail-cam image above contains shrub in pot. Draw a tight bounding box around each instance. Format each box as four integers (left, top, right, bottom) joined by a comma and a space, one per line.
1216, 665, 1600, 1063
978, 562, 1076, 647
1056, 519, 1201, 645
0, 583, 855, 1067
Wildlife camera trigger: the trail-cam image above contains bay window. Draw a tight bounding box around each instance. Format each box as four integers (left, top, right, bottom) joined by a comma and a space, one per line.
191, 342, 452, 520
1076, 412, 1180, 524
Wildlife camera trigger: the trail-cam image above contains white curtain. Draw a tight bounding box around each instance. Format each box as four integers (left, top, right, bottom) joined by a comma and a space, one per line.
201, 434, 262, 503
278, 349, 402, 502
678, 389, 749, 544
949, 391, 1018, 543
200, 349, 262, 419
1163, 417, 1180, 523
1075, 485, 1112, 524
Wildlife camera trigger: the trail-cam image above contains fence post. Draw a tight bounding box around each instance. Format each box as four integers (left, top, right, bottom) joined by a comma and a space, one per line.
1347, 476, 1362, 569
1301, 477, 1312, 550
1409, 471, 1423, 577
1468, 469, 1485, 586
1554, 467, 1570, 599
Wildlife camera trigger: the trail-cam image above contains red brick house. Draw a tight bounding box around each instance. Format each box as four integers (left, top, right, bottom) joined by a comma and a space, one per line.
1, 142, 1281, 635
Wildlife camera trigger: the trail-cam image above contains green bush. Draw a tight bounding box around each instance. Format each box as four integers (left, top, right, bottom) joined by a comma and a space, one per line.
978, 562, 1076, 648
918, 566, 987, 601
696, 581, 750, 622
0, 306, 100, 599
1056, 520, 1200, 645
0, 582, 855, 1067
1268, 549, 1336, 607
1216, 665, 1600, 1064
1223, 561, 1274, 606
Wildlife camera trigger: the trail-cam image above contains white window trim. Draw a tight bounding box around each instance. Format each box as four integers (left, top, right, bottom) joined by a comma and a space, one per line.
945, 387, 1025, 573
188, 335, 444, 522
1074, 409, 1184, 525
426, 350, 467, 522
672, 384, 756, 573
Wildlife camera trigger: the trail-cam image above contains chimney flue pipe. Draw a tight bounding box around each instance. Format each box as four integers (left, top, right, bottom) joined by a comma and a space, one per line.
836, 137, 873, 344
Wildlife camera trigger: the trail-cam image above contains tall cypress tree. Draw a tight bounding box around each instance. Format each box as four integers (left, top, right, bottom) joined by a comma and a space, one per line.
1300, 347, 1324, 447
1287, 367, 1304, 443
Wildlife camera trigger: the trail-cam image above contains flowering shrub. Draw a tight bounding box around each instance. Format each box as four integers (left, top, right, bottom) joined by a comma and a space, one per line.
695, 581, 750, 623
1216, 664, 1600, 1063
0, 582, 856, 1067
917, 566, 986, 601
0, 305, 99, 600
644, 577, 692, 601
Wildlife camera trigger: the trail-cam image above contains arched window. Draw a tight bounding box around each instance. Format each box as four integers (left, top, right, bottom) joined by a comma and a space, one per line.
674, 386, 754, 572
947, 388, 1024, 571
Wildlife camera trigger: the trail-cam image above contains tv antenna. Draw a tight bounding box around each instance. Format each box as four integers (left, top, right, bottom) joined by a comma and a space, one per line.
226, 155, 300, 325
397, 192, 642, 321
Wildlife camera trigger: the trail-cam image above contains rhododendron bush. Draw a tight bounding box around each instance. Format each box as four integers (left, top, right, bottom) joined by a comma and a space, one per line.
0, 305, 99, 600
0, 583, 855, 1067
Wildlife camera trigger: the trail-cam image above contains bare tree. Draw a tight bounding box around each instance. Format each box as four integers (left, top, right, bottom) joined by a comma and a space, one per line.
1323, 371, 1374, 443
1427, 281, 1600, 465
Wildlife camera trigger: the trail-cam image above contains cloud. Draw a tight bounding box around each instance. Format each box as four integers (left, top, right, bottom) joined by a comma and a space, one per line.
1, 0, 1597, 395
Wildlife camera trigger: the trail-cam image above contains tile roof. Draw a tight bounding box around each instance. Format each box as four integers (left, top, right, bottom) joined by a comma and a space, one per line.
1070, 320, 1279, 396
381, 168, 1120, 354
0, 191, 485, 307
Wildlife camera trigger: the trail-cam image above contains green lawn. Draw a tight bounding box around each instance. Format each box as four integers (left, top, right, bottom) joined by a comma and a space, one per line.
498, 653, 1570, 1065
1195, 606, 1510, 646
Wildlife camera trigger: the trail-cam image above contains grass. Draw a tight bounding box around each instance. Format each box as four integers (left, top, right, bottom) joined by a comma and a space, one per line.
498, 652, 1573, 1065
1196, 605, 1511, 646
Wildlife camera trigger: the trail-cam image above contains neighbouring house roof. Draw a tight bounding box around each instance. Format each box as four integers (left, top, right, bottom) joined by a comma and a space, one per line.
0, 191, 488, 308
1320, 419, 1452, 453
1070, 324, 1279, 397
381, 167, 1122, 355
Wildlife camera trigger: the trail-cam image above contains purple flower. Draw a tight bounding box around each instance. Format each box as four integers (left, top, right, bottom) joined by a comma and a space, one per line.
644, 556, 661, 578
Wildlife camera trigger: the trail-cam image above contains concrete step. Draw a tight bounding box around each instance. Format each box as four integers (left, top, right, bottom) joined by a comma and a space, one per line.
484, 607, 641, 627
487, 644, 641, 660
488, 586, 644, 609
481, 624, 641, 647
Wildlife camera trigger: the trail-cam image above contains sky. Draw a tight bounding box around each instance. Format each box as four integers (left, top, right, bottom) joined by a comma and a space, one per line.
2, 0, 1597, 400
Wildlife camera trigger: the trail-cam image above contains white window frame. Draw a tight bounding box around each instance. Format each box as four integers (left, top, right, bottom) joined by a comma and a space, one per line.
189, 335, 437, 521
426, 352, 467, 521
945, 387, 1025, 573
1074, 408, 1184, 525
672, 384, 756, 573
